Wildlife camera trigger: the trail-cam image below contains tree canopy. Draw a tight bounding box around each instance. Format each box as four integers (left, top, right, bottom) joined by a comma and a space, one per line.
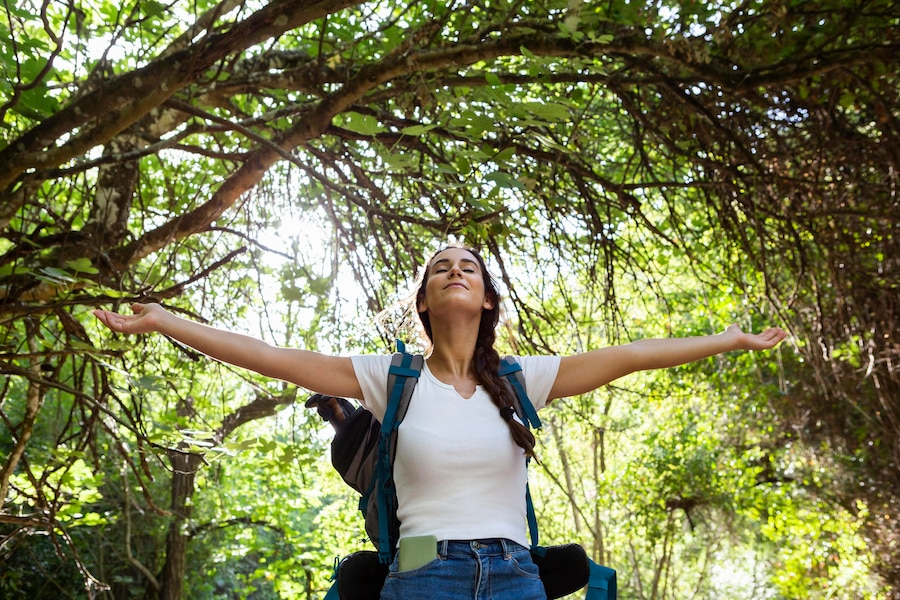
1, 0, 898, 598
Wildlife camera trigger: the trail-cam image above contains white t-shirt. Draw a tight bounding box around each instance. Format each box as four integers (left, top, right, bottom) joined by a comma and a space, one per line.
349, 354, 560, 547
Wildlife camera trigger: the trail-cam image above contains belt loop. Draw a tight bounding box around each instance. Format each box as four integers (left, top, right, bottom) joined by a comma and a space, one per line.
500, 538, 509, 558
439, 539, 448, 558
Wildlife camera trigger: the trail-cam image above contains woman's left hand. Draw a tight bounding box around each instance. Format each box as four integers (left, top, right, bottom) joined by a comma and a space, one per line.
724, 324, 788, 351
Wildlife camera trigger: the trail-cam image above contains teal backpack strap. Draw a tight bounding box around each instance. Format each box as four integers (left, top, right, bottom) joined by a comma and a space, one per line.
525, 481, 539, 548
384, 341, 421, 426
586, 560, 617, 600
374, 341, 422, 563
498, 356, 541, 429
323, 556, 340, 600
323, 580, 339, 600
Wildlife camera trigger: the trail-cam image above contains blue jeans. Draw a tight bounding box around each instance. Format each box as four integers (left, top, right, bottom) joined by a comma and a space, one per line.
380, 538, 546, 600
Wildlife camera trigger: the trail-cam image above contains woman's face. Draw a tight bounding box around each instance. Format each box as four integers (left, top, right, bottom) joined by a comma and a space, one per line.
417, 247, 495, 317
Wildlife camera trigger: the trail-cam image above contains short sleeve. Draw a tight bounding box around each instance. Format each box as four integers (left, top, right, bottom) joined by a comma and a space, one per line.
349, 354, 393, 421
512, 355, 561, 411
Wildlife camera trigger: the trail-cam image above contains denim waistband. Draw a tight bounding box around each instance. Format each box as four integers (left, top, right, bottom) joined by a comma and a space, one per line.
438, 538, 527, 557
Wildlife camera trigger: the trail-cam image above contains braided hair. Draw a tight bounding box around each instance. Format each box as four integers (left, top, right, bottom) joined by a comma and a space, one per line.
415, 244, 537, 458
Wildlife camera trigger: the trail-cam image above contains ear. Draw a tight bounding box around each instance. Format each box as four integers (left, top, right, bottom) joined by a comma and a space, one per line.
482, 295, 495, 310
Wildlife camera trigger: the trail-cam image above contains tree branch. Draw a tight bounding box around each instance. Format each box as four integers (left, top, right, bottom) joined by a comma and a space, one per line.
0, 319, 45, 508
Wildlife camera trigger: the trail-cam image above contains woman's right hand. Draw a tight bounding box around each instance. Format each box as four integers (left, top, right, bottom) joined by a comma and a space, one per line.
93, 302, 170, 335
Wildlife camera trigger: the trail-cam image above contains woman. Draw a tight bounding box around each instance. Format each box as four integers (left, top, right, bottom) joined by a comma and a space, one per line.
93, 244, 787, 600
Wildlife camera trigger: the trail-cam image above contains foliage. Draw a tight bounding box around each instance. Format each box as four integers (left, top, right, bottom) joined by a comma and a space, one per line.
1, 0, 899, 598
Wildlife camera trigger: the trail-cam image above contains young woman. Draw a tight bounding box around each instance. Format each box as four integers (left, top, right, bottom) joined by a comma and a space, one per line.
93, 244, 787, 600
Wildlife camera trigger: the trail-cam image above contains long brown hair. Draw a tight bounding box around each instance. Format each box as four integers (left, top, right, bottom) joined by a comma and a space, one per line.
415, 244, 537, 458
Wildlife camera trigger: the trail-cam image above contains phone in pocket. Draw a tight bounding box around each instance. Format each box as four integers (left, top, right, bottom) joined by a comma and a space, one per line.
398, 535, 438, 572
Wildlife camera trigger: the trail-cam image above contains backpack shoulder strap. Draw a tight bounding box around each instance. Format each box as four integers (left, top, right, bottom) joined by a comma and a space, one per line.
586, 560, 617, 600
373, 340, 423, 562
498, 356, 541, 430
384, 342, 424, 432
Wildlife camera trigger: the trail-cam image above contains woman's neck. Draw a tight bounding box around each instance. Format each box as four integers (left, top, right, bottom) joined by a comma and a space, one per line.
426, 342, 480, 397
426, 323, 480, 381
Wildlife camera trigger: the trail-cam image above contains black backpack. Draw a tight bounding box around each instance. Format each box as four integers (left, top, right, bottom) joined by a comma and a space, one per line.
310, 343, 616, 600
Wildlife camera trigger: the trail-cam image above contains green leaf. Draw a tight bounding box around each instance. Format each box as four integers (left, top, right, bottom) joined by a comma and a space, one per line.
281, 284, 305, 302
95, 286, 133, 298
589, 33, 614, 44
65, 258, 99, 274
141, 0, 167, 17
400, 124, 437, 135
449, 113, 494, 136
79, 512, 109, 526
225, 439, 258, 453
839, 91, 856, 109
36, 267, 76, 283
0, 263, 29, 277
135, 375, 166, 392
382, 152, 416, 170
432, 163, 458, 174
522, 101, 571, 122
493, 147, 516, 164
485, 171, 525, 190
339, 112, 385, 135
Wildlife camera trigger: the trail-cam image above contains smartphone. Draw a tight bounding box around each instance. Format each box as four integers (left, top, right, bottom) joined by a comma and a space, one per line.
398, 535, 438, 572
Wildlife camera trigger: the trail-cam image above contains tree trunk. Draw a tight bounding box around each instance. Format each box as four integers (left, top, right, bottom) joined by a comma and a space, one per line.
154, 449, 201, 600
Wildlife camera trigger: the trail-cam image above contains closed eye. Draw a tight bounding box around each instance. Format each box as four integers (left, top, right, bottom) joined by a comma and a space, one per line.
430, 257, 480, 274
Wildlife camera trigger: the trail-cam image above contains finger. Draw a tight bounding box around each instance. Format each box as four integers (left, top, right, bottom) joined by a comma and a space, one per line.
102, 312, 132, 332
760, 328, 786, 346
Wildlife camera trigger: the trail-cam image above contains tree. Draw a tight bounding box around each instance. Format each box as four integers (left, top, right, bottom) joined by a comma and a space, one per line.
2, 0, 898, 597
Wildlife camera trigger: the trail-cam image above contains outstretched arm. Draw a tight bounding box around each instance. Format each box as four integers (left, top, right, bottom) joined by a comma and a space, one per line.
93, 303, 363, 399
548, 324, 787, 400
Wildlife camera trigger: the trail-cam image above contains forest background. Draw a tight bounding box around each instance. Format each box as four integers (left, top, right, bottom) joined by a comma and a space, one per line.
1, 1, 898, 599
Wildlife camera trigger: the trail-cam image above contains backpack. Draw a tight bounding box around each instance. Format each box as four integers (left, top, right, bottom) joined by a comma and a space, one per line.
312, 343, 617, 600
